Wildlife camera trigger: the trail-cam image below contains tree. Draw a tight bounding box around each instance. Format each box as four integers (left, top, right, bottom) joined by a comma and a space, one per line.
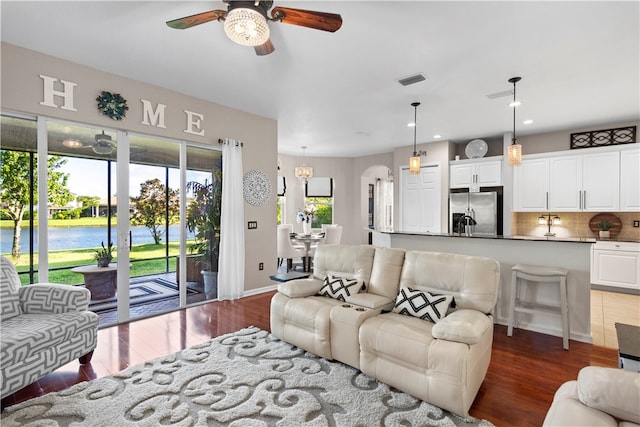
0, 151, 74, 258
130, 178, 179, 244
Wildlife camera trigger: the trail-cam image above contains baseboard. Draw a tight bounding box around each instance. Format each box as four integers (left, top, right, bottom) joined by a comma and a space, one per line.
243, 283, 278, 297
495, 316, 593, 344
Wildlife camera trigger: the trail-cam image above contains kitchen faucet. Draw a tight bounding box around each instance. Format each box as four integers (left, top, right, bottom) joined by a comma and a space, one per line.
458, 215, 477, 236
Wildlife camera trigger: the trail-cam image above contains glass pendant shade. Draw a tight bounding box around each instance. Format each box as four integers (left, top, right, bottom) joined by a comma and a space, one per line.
538, 215, 546, 225
508, 143, 522, 166
409, 156, 421, 174
223, 8, 270, 47
294, 165, 313, 181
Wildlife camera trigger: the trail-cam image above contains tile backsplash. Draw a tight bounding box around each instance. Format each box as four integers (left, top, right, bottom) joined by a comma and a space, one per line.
512, 212, 640, 241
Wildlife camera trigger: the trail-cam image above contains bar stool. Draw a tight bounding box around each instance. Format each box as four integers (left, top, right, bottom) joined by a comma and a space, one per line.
507, 263, 570, 350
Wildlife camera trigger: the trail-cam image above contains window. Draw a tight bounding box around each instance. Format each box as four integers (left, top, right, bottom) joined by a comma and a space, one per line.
305, 177, 333, 227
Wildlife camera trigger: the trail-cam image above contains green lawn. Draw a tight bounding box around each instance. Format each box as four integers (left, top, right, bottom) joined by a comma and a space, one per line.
0, 217, 113, 229
6, 241, 197, 286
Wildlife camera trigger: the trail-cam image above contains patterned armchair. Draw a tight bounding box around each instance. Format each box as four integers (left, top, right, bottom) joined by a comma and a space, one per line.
0, 256, 99, 398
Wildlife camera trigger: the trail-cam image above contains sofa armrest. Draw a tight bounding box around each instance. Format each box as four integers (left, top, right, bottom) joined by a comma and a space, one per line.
277, 278, 324, 298
577, 366, 640, 424
431, 309, 492, 345
19, 284, 91, 313
344, 293, 394, 310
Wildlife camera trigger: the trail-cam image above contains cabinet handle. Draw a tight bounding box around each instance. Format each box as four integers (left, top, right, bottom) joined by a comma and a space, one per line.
579, 191, 582, 210
546, 192, 549, 210
583, 190, 586, 210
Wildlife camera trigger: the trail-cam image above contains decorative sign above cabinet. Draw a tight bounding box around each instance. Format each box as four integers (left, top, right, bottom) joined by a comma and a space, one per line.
570, 126, 636, 149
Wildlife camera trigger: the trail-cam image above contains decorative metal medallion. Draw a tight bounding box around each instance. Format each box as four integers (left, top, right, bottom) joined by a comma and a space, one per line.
570, 126, 636, 149
243, 170, 271, 206
96, 91, 129, 120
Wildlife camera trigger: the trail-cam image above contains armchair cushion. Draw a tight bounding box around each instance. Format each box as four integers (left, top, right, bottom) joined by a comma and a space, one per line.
1, 256, 23, 321
431, 309, 493, 345
578, 366, 640, 424
20, 284, 91, 314
392, 287, 453, 323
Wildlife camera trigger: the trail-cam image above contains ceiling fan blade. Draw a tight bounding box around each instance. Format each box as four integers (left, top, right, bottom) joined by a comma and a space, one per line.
254, 39, 275, 56
271, 7, 342, 32
166, 10, 227, 29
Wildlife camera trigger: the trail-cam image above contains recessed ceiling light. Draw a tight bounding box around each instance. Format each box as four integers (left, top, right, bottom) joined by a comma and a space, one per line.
523, 119, 534, 125
62, 139, 83, 148
433, 134, 442, 139
509, 100, 521, 107
407, 122, 416, 127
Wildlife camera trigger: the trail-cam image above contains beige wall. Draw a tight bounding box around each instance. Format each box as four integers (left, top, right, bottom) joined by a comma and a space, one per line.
1, 43, 278, 293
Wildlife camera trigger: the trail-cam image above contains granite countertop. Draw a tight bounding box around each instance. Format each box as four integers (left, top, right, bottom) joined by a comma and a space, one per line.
382, 231, 598, 243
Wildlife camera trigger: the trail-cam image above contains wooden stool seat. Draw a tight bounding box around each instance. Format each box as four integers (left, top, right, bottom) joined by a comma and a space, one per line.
507, 263, 570, 350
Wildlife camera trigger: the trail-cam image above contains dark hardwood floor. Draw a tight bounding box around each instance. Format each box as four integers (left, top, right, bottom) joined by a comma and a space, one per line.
1, 290, 618, 425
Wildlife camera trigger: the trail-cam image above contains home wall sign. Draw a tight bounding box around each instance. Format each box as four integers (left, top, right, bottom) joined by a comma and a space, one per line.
243, 170, 271, 206
570, 126, 636, 149
38, 74, 206, 136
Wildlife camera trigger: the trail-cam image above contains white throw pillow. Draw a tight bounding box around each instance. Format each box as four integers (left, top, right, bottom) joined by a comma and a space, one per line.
392, 287, 453, 323
317, 275, 364, 301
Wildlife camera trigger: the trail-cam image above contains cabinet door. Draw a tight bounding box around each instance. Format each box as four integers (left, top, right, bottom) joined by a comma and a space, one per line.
449, 163, 474, 188
549, 155, 582, 211
513, 158, 549, 211
476, 160, 502, 186
620, 149, 640, 211
582, 151, 619, 211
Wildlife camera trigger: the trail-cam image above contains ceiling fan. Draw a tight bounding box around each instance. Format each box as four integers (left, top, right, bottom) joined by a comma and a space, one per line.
62, 131, 117, 155
166, 1, 343, 56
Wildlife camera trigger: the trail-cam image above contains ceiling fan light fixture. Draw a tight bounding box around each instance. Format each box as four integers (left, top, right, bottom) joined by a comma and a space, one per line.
223, 7, 270, 47
92, 144, 114, 155
62, 138, 83, 149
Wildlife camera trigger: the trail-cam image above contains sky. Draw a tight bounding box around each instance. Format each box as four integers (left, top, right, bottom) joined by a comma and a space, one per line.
60, 157, 204, 199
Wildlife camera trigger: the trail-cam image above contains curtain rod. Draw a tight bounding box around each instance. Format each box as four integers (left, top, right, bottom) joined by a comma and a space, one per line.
218, 138, 243, 147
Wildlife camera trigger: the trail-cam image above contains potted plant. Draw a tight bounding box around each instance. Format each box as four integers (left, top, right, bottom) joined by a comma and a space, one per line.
186, 170, 222, 298
595, 220, 613, 239
94, 241, 114, 267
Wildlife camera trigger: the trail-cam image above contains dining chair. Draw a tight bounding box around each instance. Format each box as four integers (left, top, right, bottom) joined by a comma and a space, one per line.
277, 226, 304, 272
323, 225, 343, 245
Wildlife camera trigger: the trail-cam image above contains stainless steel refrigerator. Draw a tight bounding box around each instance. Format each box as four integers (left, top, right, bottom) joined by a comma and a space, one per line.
449, 191, 500, 236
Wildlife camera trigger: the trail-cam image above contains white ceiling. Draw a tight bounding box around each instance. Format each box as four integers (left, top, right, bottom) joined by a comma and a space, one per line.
1, 1, 639, 157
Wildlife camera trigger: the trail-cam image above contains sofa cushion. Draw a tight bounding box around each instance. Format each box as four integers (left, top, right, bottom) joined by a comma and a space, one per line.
0, 312, 99, 367
1, 256, 22, 321
318, 275, 365, 301
542, 381, 619, 427
392, 287, 453, 323
368, 247, 405, 299
344, 293, 394, 310
312, 245, 375, 284
278, 278, 324, 298
577, 366, 640, 424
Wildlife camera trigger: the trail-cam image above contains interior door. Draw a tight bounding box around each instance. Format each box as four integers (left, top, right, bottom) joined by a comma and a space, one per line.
400, 163, 441, 233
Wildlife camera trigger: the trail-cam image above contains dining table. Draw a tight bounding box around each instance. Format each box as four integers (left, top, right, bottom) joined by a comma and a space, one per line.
290, 233, 324, 272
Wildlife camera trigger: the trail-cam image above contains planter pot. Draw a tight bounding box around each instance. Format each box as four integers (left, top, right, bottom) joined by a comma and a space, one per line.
97, 258, 112, 268
302, 221, 311, 235
599, 230, 611, 239
201, 270, 218, 299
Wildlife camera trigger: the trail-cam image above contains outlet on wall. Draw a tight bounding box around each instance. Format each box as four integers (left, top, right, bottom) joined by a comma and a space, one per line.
633, 220, 639, 228
259, 262, 264, 270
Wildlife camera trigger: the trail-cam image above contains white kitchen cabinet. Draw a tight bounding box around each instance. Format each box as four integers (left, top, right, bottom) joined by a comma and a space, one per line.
513, 157, 549, 211
620, 148, 640, 211
514, 148, 621, 212
449, 158, 502, 189
548, 151, 619, 211
591, 241, 640, 291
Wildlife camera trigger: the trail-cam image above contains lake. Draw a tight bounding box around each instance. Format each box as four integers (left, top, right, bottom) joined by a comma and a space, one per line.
0, 225, 191, 254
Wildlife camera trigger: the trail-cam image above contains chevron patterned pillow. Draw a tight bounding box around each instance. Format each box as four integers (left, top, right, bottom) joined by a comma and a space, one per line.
392, 287, 453, 323
318, 275, 364, 302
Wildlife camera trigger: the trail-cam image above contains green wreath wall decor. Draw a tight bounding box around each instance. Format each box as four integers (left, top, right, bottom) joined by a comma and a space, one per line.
96, 91, 128, 120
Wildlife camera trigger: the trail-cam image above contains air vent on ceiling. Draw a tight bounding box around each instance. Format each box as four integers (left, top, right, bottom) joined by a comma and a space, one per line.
398, 73, 427, 86
486, 89, 513, 99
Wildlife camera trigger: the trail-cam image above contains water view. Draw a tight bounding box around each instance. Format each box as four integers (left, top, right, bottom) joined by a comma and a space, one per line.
0, 225, 188, 254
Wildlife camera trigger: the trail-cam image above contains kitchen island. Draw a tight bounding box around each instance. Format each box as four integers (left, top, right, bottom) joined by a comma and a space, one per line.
373, 231, 595, 344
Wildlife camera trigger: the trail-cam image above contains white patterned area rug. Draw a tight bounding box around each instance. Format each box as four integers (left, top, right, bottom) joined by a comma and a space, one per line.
1, 327, 494, 426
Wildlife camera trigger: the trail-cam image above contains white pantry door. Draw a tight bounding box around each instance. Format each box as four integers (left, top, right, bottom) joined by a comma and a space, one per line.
400, 164, 441, 233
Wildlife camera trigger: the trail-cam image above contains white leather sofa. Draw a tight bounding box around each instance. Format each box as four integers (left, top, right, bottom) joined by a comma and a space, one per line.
270, 244, 501, 418
543, 366, 640, 426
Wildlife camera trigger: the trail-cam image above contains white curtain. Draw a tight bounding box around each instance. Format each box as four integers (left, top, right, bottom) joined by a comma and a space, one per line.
217, 139, 245, 300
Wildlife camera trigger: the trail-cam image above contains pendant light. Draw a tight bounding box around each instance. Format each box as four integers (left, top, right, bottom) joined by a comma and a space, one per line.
409, 101, 425, 175
507, 76, 522, 166
294, 146, 313, 182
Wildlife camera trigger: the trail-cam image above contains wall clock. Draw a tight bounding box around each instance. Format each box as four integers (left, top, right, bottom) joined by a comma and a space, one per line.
96, 91, 128, 120
465, 139, 488, 159
243, 170, 271, 206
